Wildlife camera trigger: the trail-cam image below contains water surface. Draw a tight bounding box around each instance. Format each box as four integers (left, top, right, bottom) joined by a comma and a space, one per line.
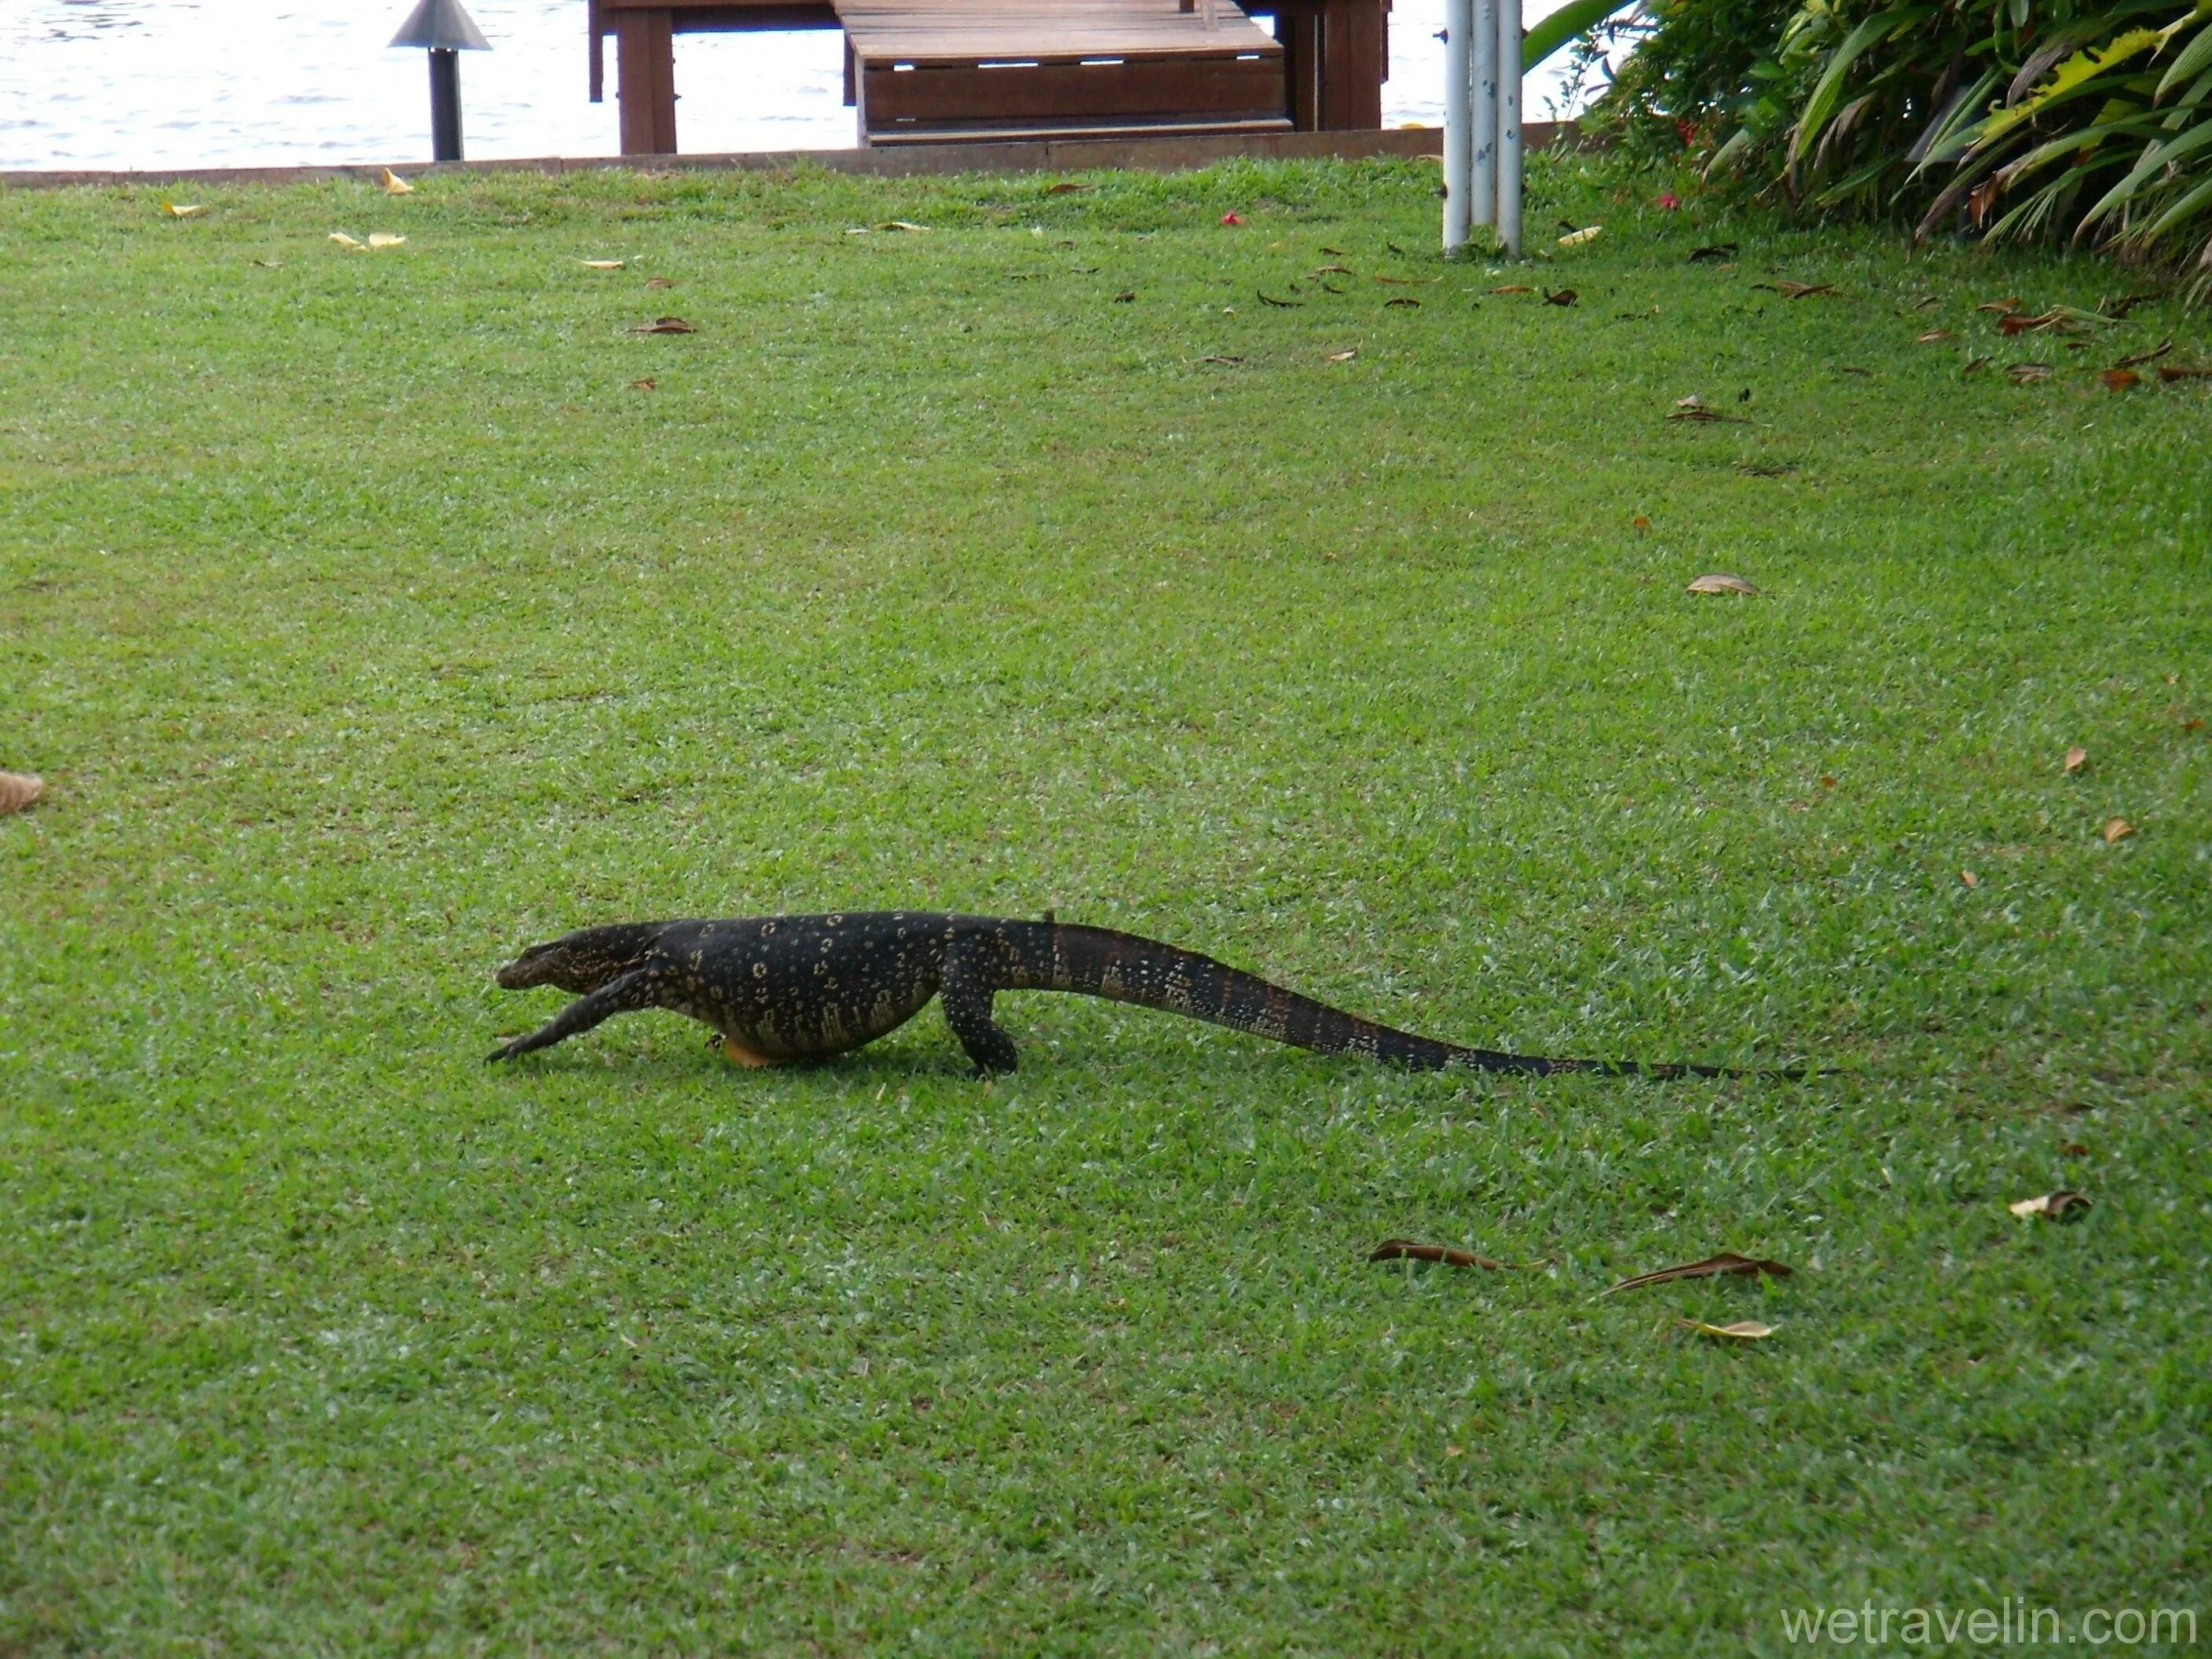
1, 0, 1595, 171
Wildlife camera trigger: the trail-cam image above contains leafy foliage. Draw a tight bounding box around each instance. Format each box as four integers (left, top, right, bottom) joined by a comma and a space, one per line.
1598, 0, 2212, 289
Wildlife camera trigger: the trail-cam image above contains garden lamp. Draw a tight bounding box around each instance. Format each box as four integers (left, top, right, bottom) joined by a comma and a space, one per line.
390, 0, 491, 163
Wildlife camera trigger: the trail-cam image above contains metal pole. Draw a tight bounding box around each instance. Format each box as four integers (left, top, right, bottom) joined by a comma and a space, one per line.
429, 47, 463, 162
1496, 0, 1522, 255
1442, 0, 1472, 254
1471, 0, 1498, 234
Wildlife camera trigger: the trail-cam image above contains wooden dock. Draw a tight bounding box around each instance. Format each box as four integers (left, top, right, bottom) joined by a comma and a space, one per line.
591, 0, 1386, 156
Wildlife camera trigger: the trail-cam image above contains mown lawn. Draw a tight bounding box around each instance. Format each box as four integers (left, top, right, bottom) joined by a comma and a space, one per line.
1, 155, 2206, 1655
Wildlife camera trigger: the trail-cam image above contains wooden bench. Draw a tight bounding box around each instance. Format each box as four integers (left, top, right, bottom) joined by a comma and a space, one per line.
839, 0, 1284, 145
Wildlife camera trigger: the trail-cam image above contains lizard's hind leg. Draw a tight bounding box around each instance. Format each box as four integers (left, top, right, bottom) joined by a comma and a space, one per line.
939, 943, 1020, 1076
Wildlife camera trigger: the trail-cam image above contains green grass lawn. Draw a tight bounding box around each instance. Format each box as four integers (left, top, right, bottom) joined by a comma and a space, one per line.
2, 155, 2207, 1654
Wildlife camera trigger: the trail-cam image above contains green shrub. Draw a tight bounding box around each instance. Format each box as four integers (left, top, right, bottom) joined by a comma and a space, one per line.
1596, 0, 2212, 291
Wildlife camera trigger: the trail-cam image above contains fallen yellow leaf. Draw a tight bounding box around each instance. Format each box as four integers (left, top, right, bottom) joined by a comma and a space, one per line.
2101, 816, 2135, 844
160, 202, 204, 218
2064, 745, 2087, 773
879, 220, 932, 233
1323, 349, 1357, 363
1557, 224, 1602, 248
580, 258, 626, 270
2009, 1190, 2090, 1221
1679, 1319, 1776, 1341
1960, 870, 1979, 889
366, 233, 406, 249
380, 168, 415, 196
328, 232, 365, 249
1686, 573, 1760, 595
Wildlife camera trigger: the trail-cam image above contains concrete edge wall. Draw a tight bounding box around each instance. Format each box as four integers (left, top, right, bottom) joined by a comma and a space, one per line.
0, 122, 1584, 192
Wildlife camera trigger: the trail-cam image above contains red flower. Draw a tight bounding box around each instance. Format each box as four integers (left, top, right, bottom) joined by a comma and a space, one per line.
1656, 192, 1682, 211
1221, 211, 1243, 226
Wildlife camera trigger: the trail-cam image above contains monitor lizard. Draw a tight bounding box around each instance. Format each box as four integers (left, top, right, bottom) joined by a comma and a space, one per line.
487, 911, 1799, 1079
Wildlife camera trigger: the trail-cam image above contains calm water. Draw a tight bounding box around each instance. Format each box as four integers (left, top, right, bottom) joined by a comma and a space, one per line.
0, 0, 1596, 171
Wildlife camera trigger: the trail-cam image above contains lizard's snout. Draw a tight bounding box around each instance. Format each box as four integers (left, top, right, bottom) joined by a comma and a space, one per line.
496, 948, 555, 990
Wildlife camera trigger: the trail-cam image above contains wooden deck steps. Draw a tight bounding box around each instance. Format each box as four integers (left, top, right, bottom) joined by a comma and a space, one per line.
592, 0, 1386, 156
837, 0, 1288, 146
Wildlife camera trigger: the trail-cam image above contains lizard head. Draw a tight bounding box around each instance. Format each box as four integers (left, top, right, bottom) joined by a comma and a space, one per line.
495, 924, 659, 993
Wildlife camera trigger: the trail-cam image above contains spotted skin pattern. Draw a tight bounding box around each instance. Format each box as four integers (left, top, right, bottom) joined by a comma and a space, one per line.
489, 913, 1796, 1079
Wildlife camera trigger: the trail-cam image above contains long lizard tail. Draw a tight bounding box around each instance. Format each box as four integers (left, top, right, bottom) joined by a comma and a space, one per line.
997, 920, 1798, 1079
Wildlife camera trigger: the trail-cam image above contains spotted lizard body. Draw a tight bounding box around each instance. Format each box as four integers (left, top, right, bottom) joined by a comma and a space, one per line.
488, 911, 1796, 1079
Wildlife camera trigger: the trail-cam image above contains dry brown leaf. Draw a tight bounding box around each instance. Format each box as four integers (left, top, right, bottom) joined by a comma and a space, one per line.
630, 316, 694, 334
1323, 348, 1357, 363
1602, 1251, 1793, 1295
1912, 295, 1942, 310
645, 275, 676, 290
2007, 362, 2053, 384
1686, 572, 1760, 595
1918, 329, 1957, 343
1962, 356, 1992, 375
1198, 353, 1245, 365
328, 232, 365, 249
1687, 244, 1738, 262
2101, 816, 2135, 843
1113, 290, 1137, 303
2101, 368, 2141, 392
251, 258, 282, 269
1632, 514, 1651, 529
1371, 274, 1437, 286
0, 771, 42, 815
2157, 364, 2212, 381
1755, 280, 1833, 298
2009, 1190, 2090, 1221
580, 258, 626, 269
159, 202, 204, 218
1679, 1319, 1777, 1340
1386, 297, 1422, 309
1960, 870, 1979, 889
366, 233, 406, 250
380, 168, 415, 196
1489, 284, 1535, 295
1045, 181, 1092, 194
1368, 1238, 1547, 1270
1311, 264, 1353, 276
2064, 745, 2088, 773
1257, 290, 1301, 307
2060, 1141, 2090, 1158
1544, 288, 1579, 306
630, 376, 657, 390
1978, 296, 2025, 315
2114, 339, 2172, 369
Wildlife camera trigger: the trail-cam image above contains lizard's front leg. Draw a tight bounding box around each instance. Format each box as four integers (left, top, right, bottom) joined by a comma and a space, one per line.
939, 938, 1020, 1077
489, 967, 665, 1062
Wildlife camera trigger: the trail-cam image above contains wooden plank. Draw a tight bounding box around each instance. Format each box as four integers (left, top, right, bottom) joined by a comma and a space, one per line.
613, 8, 679, 153
1318, 0, 1383, 130
1277, 9, 1319, 130
863, 56, 1281, 122
871, 115, 1290, 143
838, 0, 1278, 64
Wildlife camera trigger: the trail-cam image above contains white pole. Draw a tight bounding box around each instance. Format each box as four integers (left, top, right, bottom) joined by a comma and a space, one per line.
1442, 0, 1472, 254
1496, 0, 1523, 255
1471, 0, 1497, 233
